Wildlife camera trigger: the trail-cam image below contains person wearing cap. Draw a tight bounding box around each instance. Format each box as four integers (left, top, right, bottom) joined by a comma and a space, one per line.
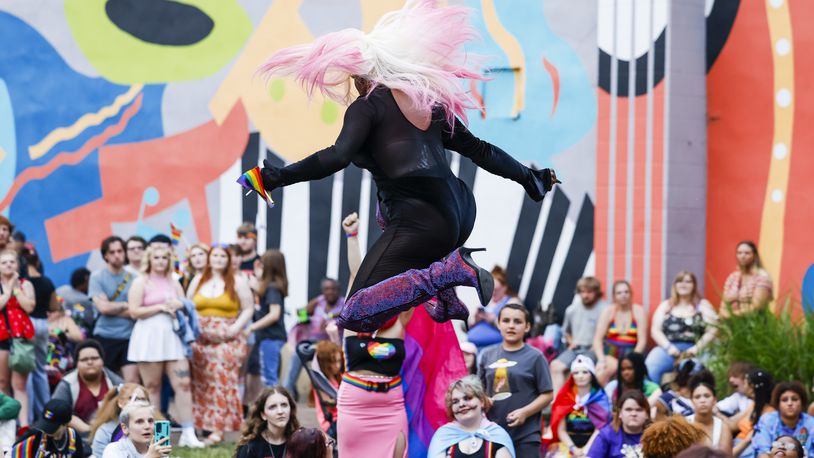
10, 398, 86, 457
548, 355, 611, 457
478, 303, 554, 457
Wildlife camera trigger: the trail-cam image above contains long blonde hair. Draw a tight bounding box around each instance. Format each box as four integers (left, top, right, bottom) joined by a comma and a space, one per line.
141, 245, 173, 278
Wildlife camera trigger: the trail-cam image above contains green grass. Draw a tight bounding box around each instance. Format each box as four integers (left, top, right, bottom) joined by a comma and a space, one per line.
173, 443, 234, 458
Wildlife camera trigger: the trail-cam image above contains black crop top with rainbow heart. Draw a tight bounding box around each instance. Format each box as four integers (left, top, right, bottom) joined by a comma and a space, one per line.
344, 335, 406, 377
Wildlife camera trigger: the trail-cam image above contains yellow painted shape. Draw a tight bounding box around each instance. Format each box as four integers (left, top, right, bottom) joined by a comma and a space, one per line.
28, 84, 143, 160
0, 146, 5, 163
210, 0, 403, 162
758, 0, 794, 290
481, 0, 525, 117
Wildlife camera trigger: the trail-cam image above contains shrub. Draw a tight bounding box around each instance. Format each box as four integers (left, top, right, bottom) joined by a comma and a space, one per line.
705, 302, 814, 397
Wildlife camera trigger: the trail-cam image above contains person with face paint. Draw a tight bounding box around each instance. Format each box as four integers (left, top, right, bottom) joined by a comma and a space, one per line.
479, 304, 554, 457
187, 246, 255, 445
587, 390, 652, 458
234, 386, 300, 458
549, 356, 611, 457
721, 240, 773, 317
753, 382, 814, 458
686, 370, 732, 454
428, 375, 515, 458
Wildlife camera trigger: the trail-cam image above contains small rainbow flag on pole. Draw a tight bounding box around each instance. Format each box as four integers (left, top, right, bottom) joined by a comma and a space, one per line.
237, 166, 275, 208
169, 223, 182, 246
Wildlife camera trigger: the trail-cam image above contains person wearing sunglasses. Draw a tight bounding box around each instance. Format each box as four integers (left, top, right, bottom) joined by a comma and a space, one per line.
768, 436, 804, 458
753, 382, 814, 458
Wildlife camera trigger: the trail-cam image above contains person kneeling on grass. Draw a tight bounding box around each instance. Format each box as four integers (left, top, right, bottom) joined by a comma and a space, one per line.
102, 401, 170, 458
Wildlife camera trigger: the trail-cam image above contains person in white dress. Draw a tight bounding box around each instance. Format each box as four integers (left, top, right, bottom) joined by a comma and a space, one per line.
127, 244, 203, 448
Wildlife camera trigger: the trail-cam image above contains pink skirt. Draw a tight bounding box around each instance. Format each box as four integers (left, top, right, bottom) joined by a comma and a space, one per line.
337, 375, 408, 457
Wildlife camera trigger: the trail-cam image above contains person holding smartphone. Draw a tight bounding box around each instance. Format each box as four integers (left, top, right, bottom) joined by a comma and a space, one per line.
102, 401, 171, 458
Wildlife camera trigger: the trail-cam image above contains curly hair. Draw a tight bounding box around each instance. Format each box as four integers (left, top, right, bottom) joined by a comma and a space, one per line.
771, 381, 808, 410
235, 386, 300, 453
641, 416, 707, 458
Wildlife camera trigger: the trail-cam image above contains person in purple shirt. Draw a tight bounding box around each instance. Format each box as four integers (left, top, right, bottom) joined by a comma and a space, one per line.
589, 390, 651, 458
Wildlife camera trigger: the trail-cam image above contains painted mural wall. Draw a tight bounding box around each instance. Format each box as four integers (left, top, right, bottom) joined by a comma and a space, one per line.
706, 0, 814, 312
0, 0, 600, 315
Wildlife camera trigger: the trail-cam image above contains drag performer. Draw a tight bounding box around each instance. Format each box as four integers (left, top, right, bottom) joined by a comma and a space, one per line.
259, 0, 559, 332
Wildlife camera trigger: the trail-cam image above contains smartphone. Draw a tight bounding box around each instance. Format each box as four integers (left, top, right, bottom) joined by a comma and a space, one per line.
154, 420, 171, 445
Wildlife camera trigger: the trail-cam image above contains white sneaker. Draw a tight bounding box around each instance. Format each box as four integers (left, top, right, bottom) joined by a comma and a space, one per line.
178, 430, 205, 448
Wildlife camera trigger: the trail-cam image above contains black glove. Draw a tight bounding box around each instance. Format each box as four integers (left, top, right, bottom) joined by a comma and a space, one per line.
524, 168, 561, 202
261, 159, 284, 191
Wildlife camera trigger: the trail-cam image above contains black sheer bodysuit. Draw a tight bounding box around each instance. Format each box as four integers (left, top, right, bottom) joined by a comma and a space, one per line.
262, 86, 547, 298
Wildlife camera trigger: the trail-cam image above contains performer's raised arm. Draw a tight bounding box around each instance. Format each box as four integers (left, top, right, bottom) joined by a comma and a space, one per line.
442, 117, 559, 201
261, 99, 375, 190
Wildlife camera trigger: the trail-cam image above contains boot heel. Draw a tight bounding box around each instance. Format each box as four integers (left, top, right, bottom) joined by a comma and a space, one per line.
458, 248, 493, 306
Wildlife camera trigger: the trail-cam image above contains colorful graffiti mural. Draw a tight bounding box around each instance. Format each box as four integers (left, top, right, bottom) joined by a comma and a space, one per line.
0, 0, 599, 326
706, 0, 814, 310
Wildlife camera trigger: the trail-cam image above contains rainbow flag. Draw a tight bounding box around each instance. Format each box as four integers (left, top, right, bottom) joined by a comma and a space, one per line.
170, 223, 182, 246
402, 306, 468, 457
237, 166, 274, 208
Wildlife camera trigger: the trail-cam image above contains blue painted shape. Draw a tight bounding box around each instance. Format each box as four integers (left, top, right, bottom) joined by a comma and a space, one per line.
802, 264, 814, 313
0, 79, 15, 207
463, 0, 596, 164
0, 11, 167, 286
10, 151, 103, 285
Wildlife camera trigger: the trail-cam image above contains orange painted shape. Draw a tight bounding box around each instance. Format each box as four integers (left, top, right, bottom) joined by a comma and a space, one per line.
595, 89, 611, 286
542, 57, 560, 116
632, 94, 648, 304
613, 97, 629, 283
705, 0, 773, 305
649, 83, 665, 314
45, 101, 250, 262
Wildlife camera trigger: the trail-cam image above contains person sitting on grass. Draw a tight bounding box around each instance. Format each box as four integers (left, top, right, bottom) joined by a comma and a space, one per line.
101, 401, 170, 458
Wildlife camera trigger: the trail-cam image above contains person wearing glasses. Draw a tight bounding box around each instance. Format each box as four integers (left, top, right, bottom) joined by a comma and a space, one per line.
766, 436, 804, 458
51, 340, 123, 437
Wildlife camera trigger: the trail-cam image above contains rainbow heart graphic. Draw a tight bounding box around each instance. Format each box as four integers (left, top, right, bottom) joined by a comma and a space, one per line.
367, 341, 396, 360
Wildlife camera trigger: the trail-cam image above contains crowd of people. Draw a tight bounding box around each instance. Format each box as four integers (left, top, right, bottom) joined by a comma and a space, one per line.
1, 210, 811, 458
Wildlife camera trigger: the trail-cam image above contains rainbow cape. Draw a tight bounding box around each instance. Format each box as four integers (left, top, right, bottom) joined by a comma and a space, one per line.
402, 306, 468, 458
548, 377, 611, 445
237, 166, 274, 208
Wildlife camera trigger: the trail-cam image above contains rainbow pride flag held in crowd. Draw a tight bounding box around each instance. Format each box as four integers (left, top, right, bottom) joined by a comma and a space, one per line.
170, 223, 182, 246
237, 166, 275, 208
402, 307, 468, 458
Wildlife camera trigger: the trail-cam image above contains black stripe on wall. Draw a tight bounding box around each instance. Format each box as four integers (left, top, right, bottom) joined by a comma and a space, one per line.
241, 133, 260, 227
551, 195, 595, 323
504, 195, 543, 296
264, 150, 285, 250
524, 187, 570, 317
338, 166, 363, 291
308, 176, 334, 299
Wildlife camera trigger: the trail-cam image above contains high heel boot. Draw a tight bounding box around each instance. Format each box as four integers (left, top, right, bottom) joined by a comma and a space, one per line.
423, 288, 470, 323
336, 247, 493, 332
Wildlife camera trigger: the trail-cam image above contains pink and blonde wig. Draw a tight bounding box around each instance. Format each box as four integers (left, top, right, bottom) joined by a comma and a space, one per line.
259, 0, 485, 126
